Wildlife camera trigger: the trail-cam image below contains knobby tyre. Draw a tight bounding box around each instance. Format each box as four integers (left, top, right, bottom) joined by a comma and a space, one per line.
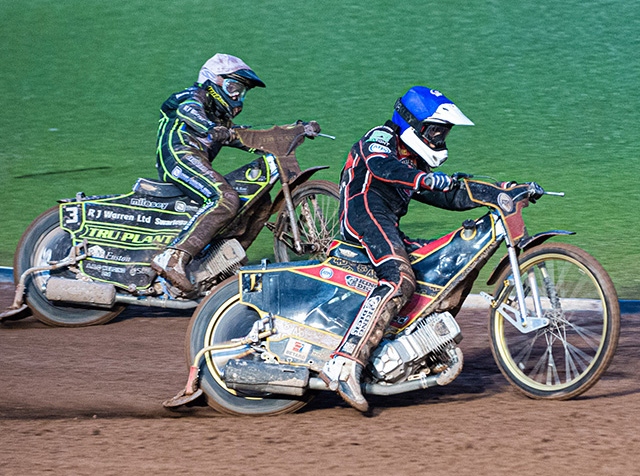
13, 206, 125, 327
489, 242, 620, 399
185, 276, 310, 415
273, 180, 340, 262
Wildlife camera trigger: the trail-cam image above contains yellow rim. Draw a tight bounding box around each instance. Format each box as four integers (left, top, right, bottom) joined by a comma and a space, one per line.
494, 252, 608, 391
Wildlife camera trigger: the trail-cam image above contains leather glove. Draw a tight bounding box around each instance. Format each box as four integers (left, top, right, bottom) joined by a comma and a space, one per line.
303, 121, 321, 138
527, 182, 545, 203
208, 126, 234, 142
420, 172, 453, 192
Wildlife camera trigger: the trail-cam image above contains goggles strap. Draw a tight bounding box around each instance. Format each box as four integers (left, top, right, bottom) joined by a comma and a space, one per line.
394, 98, 423, 131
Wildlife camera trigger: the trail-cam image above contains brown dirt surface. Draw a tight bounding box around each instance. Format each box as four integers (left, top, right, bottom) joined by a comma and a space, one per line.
1, 282, 639, 476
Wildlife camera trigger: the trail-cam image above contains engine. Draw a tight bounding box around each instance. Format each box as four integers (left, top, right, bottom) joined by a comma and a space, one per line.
190, 239, 247, 290
369, 312, 462, 383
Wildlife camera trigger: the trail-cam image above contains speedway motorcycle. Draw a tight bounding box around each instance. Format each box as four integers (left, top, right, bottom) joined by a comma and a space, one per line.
1, 122, 341, 327
166, 177, 620, 414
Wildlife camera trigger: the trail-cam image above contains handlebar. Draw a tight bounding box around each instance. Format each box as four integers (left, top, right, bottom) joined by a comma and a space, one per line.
454, 173, 565, 199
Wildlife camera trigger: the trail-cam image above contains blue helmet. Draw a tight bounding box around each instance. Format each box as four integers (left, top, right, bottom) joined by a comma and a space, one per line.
391, 86, 473, 168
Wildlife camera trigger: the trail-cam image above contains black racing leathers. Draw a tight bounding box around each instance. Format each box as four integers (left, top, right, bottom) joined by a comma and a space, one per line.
156, 81, 257, 257
334, 121, 480, 364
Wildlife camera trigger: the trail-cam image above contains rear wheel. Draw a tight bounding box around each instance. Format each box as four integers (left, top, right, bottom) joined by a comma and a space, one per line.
489, 243, 620, 399
14, 206, 125, 327
186, 277, 310, 415
273, 180, 340, 262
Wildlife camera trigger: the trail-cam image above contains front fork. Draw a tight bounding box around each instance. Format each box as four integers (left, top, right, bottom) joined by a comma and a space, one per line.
482, 244, 550, 333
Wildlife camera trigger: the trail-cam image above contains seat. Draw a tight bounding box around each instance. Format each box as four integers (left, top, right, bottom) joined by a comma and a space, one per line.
132, 178, 184, 198
328, 240, 371, 264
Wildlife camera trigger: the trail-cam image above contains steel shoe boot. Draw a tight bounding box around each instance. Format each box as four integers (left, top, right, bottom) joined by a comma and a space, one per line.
151, 248, 194, 294
320, 356, 369, 412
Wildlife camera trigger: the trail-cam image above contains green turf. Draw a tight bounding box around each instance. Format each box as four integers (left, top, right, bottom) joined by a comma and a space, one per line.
1, 0, 638, 297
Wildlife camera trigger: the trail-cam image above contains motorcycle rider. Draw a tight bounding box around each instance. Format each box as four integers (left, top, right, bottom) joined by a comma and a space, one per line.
151, 53, 266, 294
320, 86, 489, 412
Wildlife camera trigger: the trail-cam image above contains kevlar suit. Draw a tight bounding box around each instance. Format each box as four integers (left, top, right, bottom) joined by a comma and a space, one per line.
155, 82, 265, 257
335, 120, 480, 366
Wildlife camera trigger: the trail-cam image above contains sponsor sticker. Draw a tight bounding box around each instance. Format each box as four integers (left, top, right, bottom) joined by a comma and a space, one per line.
319, 267, 334, 279
350, 295, 381, 337
88, 245, 106, 258
284, 339, 311, 361
497, 192, 514, 213
130, 197, 169, 210
368, 143, 391, 154
367, 130, 392, 145
345, 275, 376, 293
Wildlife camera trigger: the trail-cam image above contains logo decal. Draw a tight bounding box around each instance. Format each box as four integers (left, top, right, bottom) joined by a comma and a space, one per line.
351, 295, 381, 337
497, 192, 514, 213
319, 267, 334, 279
130, 197, 169, 210
88, 245, 106, 259
345, 275, 376, 293
367, 130, 392, 145
339, 248, 358, 258
284, 339, 311, 361
207, 86, 229, 107
368, 143, 391, 154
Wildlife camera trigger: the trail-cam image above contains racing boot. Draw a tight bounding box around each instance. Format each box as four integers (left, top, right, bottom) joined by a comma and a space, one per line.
151, 248, 194, 294
320, 271, 415, 412
320, 355, 368, 412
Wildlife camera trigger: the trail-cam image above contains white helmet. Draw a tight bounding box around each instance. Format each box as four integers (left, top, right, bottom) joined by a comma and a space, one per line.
196, 53, 265, 119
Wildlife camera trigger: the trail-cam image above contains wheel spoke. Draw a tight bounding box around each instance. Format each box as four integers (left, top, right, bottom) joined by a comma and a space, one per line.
490, 243, 619, 399
273, 182, 340, 262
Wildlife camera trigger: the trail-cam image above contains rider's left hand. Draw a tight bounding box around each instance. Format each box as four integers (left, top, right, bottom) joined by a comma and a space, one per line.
208, 126, 234, 143
527, 182, 545, 203
497, 181, 518, 189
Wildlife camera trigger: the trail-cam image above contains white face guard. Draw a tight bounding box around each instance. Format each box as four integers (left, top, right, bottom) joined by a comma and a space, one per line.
399, 128, 449, 168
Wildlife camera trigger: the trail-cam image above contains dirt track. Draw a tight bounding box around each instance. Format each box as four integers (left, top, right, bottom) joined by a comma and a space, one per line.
1, 282, 639, 476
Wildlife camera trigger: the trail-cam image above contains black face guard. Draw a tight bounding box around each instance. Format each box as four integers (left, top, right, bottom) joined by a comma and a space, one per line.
421, 123, 451, 150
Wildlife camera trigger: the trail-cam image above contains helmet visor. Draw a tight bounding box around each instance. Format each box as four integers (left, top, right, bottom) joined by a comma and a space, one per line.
421, 123, 451, 150
222, 78, 248, 102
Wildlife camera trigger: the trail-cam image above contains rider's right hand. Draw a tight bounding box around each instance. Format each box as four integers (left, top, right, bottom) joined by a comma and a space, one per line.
303, 121, 321, 138
527, 182, 545, 202
420, 172, 453, 192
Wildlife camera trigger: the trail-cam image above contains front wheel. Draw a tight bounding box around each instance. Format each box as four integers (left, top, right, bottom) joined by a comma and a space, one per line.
273, 180, 340, 262
185, 276, 310, 415
14, 206, 125, 327
489, 243, 620, 399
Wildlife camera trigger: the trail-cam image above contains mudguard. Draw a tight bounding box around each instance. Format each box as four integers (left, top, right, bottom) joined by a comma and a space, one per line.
486, 230, 575, 285
269, 166, 329, 214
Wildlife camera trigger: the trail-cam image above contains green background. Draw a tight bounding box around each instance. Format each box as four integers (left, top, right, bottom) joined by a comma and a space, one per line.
1, 0, 638, 297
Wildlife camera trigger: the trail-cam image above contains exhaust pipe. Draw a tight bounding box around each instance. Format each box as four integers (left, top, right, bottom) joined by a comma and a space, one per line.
45, 278, 199, 310
45, 277, 116, 307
